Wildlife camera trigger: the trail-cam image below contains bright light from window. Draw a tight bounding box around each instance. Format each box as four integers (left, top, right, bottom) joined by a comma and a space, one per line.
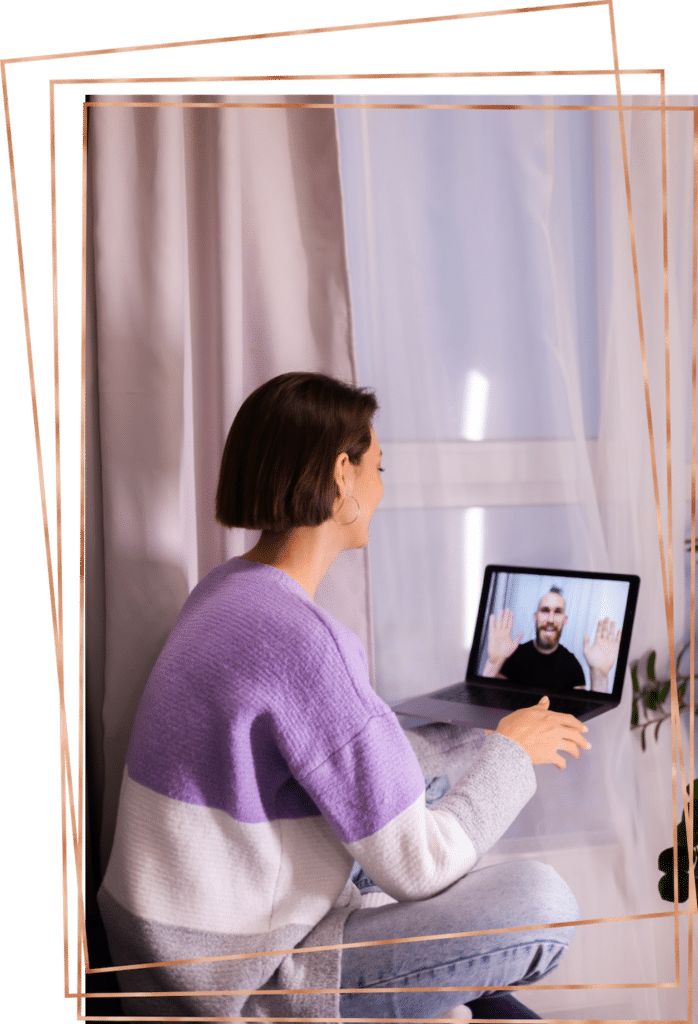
461, 369, 490, 441
461, 371, 489, 650
462, 507, 485, 650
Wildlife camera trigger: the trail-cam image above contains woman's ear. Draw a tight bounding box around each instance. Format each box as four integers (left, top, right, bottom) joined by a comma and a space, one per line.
333, 451, 352, 498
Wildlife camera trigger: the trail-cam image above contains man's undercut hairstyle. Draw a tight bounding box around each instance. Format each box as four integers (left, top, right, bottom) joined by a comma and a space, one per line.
215, 372, 378, 532
538, 585, 565, 612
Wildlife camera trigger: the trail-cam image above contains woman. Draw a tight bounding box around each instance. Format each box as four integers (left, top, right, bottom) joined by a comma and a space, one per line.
98, 372, 588, 1021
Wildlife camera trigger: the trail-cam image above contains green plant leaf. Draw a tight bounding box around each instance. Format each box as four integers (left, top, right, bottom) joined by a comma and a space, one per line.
657, 804, 698, 903
658, 869, 689, 902
630, 698, 639, 727
658, 845, 690, 874
647, 651, 657, 680
658, 681, 670, 703
645, 687, 661, 711
631, 665, 639, 694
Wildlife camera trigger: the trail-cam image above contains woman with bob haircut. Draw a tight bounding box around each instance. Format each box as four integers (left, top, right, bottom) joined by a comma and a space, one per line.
98, 371, 587, 1022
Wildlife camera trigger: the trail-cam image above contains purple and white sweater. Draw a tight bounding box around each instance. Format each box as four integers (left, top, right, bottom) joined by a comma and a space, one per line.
98, 558, 536, 1020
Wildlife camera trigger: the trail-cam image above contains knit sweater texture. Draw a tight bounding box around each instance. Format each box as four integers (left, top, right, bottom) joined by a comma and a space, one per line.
98, 557, 536, 1019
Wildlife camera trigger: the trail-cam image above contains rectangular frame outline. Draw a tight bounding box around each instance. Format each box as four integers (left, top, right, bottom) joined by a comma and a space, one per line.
0, 4, 691, 1019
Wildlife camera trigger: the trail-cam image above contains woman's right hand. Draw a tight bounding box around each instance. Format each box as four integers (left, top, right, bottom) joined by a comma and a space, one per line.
495, 696, 591, 769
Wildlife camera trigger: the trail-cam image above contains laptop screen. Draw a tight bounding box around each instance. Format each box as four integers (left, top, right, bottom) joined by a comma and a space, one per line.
465, 565, 640, 700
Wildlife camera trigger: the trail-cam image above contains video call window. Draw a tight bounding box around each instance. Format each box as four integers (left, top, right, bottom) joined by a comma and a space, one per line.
474, 570, 631, 694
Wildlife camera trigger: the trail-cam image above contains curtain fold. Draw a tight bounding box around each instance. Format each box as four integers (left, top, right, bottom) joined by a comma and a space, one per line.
86, 95, 369, 887
336, 95, 695, 1020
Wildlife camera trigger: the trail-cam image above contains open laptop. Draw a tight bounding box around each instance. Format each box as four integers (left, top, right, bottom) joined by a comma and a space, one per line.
392, 564, 640, 729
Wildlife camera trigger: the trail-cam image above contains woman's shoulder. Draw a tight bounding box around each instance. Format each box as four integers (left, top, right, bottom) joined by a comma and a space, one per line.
183, 558, 369, 683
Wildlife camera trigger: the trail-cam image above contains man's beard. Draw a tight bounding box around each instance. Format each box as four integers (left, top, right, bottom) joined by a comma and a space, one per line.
536, 624, 561, 650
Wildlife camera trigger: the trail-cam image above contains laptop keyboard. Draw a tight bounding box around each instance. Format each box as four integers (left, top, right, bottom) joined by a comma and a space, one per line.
443, 685, 601, 718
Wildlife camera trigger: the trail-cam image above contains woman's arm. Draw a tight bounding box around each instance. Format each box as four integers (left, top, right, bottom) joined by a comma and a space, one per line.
296, 706, 535, 904
343, 729, 535, 902
402, 721, 488, 782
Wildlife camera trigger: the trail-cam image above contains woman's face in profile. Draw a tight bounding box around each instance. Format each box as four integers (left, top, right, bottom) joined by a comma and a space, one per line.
345, 427, 384, 547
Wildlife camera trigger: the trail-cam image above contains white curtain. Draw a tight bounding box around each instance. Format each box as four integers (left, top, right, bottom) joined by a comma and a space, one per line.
336, 95, 696, 1020
86, 96, 370, 896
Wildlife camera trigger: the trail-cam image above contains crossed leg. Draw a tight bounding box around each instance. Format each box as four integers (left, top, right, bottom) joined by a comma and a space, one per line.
340, 859, 578, 1021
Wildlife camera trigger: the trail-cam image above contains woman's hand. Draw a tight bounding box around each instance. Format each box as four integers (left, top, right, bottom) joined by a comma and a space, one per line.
495, 696, 591, 769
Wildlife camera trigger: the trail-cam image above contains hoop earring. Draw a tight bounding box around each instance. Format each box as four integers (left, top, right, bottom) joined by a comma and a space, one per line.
332, 494, 360, 526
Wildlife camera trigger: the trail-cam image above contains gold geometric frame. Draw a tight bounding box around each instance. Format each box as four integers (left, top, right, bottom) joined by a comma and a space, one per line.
1, 3, 695, 1022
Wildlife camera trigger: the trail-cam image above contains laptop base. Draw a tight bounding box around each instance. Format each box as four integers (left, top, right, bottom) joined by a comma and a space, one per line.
393, 685, 616, 728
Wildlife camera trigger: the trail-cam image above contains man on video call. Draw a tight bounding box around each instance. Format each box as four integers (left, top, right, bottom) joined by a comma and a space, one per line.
482, 586, 621, 693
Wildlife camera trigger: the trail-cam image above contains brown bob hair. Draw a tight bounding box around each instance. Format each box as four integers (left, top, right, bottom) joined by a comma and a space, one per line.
215, 372, 378, 532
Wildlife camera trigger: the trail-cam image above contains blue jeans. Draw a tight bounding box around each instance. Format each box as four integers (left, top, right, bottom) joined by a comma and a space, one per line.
340, 859, 578, 1019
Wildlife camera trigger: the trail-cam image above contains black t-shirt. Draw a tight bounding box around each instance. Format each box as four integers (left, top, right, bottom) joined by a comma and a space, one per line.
500, 640, 586, 692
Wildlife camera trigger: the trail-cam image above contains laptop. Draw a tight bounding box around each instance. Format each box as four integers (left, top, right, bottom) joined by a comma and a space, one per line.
392, 564, 640, 729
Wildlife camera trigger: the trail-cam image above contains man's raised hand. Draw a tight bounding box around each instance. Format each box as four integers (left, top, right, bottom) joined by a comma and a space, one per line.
583, 618, 621, 678
482, 608, 523, 677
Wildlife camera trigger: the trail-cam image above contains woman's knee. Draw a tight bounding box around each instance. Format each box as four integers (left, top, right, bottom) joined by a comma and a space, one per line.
506, 859, 579, 943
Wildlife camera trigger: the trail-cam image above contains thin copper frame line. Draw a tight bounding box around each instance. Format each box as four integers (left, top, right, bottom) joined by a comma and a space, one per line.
655, 74, 691, 1007
44, 66, 663, 84
54, 67, 663, 87
601, 0, 618, 88
0, 14, 626, 1007
660, 75, 687, 936
70, 86, 691, 1007
0, 66, 61, 695
74, 1017, 682, 1023
78, 94, 89, 977
607, 0, 682, 989
659, 82, 692, 897
688, 912, 694, 1024
62, 66, 687, 1015
605, 19, 683, 987
3, 1, 610, 65
85, 101, 666, 112
70, 72, 679, 946
84, 910, 688, 975
661, 75, 676, 677
48, 66, 663, 84
607, 7, 669, 631
75, 981, 681, 998
61, 77, 683, 1015
2, 51, 77, 1003
684, 105, 698, 1024
59, 87, 683, 1005
48, 82, 91, 992
690, 110, 698, 919
48, 68, 72, 1003
68, 88, 683, 1015
50, 82, 63, 678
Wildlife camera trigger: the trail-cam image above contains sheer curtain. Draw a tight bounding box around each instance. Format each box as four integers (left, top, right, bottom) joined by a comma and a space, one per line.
86, 96, 369, 907
336, 95, 695, 1020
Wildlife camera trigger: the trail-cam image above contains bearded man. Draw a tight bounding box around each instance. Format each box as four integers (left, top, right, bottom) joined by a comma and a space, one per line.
481, 587, 621, 694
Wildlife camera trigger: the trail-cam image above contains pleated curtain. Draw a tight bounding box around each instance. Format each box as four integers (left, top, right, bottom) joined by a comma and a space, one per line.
85, 95, 370, 898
